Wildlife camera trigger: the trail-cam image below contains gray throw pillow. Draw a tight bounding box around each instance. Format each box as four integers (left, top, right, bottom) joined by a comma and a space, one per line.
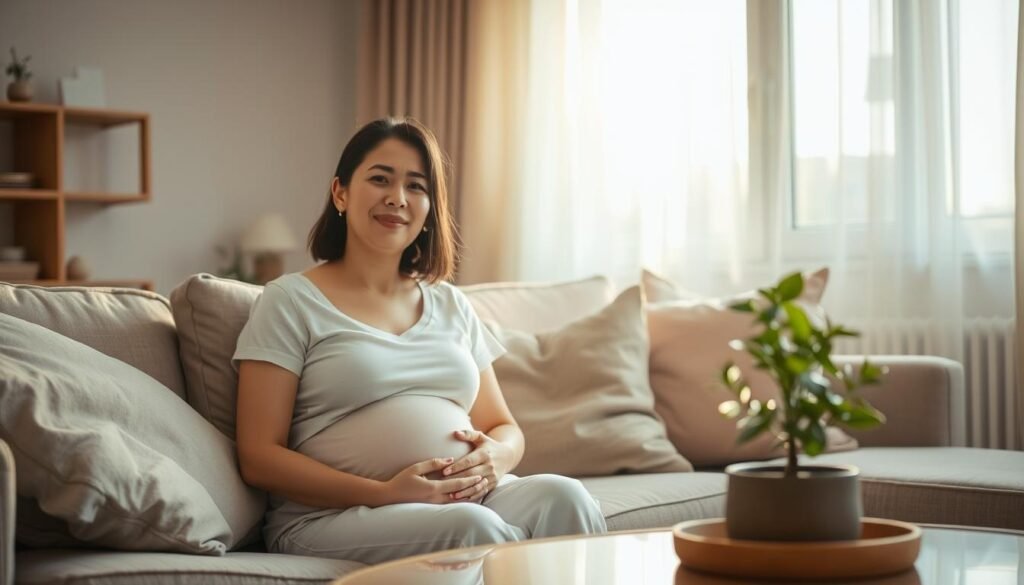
0, 313, 265, 555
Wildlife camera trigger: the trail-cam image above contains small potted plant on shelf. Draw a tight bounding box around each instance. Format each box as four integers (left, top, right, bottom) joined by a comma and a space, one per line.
5, 47, 33, 103
719, 271, 886, 541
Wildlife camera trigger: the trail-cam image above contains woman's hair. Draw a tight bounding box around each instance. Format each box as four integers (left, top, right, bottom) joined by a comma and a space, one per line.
307, 117, 459, 283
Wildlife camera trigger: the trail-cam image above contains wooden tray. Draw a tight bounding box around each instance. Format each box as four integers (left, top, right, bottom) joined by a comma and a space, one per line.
673, 517, 921, 581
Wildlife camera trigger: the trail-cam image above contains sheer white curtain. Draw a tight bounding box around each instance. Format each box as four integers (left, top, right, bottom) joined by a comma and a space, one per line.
511, 0, 751, 291
476, 0, 1018, 448
781, 0, 1018, 448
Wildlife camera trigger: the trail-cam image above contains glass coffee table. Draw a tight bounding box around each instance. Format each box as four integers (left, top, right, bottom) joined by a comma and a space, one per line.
332, 524, 1022, 584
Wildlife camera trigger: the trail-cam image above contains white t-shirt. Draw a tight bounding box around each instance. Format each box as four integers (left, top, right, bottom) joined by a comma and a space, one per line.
231, 272, 506, 545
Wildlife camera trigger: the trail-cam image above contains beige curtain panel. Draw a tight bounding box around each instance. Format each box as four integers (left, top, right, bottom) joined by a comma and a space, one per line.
355, 0, 530, 284
356, 0, 469, 215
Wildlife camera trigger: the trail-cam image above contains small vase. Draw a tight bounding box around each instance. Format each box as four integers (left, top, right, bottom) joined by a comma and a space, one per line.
725, 462, 862, 541
7, 80, 33, 102
66, 256, 91, 281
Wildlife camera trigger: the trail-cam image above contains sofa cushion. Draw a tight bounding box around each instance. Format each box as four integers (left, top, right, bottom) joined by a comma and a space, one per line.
170, 274, 263, 438
487, 286, 693, 477
580, 473, 726, 531
461, 275, 614, 334
15, 550, 364, 585
793, 447, 1024, 532
0, 283, 187, 400
645, 268, 859, 467
0, 313, 265, 555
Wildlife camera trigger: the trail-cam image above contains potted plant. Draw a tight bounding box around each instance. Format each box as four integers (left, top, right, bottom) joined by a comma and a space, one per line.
719, 271, 886, 541
6, 47, 33, 102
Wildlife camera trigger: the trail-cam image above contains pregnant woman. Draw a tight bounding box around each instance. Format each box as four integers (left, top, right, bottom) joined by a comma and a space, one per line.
232, 118, 606, 564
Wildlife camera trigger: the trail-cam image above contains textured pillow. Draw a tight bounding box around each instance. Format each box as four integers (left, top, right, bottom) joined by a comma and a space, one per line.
487, 286, 693, 477
170, 274, 263, 438
461, 275, 614, 334
0, 313, 265, 555
645, 268, 858, 468
643, 267, 831, 305
0, 282, 187, 400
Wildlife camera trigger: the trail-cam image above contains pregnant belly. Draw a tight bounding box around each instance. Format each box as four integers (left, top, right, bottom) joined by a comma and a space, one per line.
297, 394, 474, 481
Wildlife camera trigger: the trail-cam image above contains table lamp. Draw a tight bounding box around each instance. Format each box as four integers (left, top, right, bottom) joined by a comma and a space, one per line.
240, 213, 297, 285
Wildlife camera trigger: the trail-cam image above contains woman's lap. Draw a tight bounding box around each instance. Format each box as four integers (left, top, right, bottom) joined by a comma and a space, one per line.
275, 473, 606, 564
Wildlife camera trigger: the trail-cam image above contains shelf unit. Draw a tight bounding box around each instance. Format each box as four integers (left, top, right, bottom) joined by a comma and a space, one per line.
0, 102, 152, 290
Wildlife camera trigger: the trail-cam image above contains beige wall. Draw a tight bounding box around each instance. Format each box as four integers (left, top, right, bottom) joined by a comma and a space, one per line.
0, 0, 360, 294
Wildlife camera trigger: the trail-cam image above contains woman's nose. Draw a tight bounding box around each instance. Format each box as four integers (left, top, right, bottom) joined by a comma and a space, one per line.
384, 186, 408, 207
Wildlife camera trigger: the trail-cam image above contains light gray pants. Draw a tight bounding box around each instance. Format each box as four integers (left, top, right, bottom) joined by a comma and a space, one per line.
273, 474, 607, 565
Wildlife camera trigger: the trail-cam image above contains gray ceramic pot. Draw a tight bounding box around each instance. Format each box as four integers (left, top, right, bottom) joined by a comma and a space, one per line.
725, 462, 862, 541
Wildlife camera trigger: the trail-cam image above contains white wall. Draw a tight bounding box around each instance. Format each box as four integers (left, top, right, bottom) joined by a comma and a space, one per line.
0, 0, 361, 294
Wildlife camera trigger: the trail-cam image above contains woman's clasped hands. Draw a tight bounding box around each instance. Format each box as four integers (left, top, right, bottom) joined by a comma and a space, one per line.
382, 429, 514, 505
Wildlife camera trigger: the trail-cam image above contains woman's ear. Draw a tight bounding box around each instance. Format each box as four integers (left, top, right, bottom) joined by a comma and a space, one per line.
330, 177, 347, 212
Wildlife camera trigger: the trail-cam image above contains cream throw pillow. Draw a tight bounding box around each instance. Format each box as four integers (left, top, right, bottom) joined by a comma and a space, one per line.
487, 286, 693, 477
461, 275, 615, 334
170, 273, 263, 438
0, 313, 265, 555
645, 268, 859, 467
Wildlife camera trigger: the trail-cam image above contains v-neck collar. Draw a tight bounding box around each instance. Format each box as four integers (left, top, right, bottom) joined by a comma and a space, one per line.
295, 273, 432, 340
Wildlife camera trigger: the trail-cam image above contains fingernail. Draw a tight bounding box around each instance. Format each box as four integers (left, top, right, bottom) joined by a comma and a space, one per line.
443, 468, 451, 475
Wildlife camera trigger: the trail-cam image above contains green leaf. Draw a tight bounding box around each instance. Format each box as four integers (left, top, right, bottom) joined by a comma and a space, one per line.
737, 409, 776, 443
729, 300, 756, 313
859, 360, 887, 385
785, 355, 812, 374
802, 420, 827, 456
782, 302, 812, 343
722, 364, 742, 387
839, 404, 886, 428
777, 272, 804, 302
718, 400, 742, 419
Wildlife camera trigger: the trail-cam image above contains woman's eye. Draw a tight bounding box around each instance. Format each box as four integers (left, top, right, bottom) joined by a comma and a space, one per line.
409, 183, 427, 192
369, 175, 388, 184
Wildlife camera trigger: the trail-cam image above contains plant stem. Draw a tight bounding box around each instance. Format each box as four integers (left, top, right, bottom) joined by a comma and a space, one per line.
786, 436, 798, 477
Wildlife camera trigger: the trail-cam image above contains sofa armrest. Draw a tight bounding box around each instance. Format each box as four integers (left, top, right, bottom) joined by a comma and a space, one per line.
832, 355, 966, 448
0, 439, 13, 585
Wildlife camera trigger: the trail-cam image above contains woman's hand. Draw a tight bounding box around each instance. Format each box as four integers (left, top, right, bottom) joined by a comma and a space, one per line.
385, 457, 482, 505
442, 429, 515, 502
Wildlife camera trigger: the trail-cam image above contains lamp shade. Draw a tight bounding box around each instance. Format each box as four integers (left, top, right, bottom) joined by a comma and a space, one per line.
239, 213, 298, 254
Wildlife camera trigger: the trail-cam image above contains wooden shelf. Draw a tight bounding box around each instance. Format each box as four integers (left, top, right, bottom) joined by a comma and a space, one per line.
0, 102, 60, 119
64, 107, 148, 127
64, 191, 148, 204
0, 188, 59, 200
0, 103, 151, 288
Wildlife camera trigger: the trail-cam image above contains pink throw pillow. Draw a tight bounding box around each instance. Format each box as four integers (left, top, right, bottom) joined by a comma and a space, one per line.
645, 268, 859, 467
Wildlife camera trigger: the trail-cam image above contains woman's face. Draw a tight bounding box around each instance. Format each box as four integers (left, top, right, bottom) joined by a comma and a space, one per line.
333, 138, 431, 258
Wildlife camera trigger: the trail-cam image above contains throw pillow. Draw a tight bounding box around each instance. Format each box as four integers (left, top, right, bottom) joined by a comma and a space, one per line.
461, 275, 614, 334
0, 313, 265, 555
486, 286, 693, 476
0, 282, 188, 400
645, 268, 859, 467
170, 273, 263, 438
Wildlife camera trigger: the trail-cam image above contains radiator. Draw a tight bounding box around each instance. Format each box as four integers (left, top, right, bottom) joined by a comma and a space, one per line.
834, 318, 1018, 450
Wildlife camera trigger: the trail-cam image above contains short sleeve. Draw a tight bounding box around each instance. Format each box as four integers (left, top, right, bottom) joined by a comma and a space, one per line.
453, 287, 506, 370
231, 282, 308, 376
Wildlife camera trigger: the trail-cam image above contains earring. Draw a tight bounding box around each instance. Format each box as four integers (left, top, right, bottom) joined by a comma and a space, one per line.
422, 226, 428, 233
338, 210, 345, 217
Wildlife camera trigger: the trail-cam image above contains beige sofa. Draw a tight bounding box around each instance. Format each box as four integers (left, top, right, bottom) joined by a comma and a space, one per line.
1, 275, 1023, 585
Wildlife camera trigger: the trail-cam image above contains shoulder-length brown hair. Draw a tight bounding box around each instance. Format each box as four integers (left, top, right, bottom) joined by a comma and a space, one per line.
307, 117, 460, 283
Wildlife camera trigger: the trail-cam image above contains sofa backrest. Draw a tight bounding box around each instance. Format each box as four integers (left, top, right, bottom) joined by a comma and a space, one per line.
0, 283, 188, 400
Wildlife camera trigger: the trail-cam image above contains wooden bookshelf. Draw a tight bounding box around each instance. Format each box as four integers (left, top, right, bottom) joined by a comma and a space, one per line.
0, 102, 151, 288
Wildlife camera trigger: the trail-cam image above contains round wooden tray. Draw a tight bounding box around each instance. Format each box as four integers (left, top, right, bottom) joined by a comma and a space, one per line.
673, 517, 921, 581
